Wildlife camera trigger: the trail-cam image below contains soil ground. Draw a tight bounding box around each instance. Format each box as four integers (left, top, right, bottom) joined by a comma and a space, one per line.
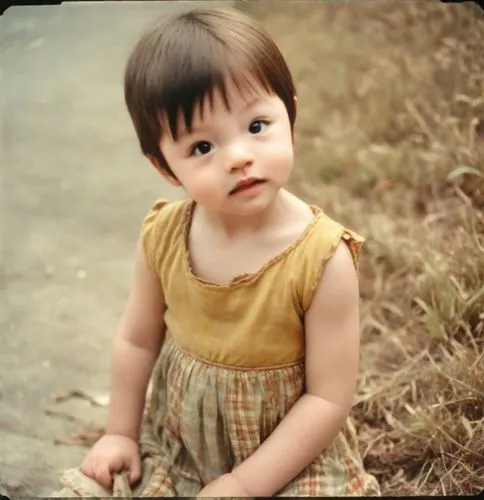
1, 2, 202, 495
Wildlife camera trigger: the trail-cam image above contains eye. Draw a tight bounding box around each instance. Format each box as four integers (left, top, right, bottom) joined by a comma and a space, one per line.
191, 141, 213, 157
249, 120, 269, 135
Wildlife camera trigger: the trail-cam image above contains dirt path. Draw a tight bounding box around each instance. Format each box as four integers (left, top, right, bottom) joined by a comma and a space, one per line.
0, 2, 229, 495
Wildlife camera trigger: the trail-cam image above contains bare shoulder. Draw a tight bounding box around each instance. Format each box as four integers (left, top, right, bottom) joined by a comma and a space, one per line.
308, 239, 359, 316
323, 240, 358, 285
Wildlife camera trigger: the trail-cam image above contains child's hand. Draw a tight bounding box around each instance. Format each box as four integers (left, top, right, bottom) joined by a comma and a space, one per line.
197, 473, 252, 497
80, 434, 141, 489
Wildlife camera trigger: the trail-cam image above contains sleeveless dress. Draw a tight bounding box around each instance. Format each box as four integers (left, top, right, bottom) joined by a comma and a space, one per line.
54, 198, 381, 497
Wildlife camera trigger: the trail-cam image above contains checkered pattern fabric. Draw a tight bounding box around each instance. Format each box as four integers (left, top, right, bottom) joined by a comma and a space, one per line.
54, 339, 380, 497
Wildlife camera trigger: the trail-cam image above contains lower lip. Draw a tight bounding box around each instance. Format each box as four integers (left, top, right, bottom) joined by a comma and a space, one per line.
231, 181, 266, 196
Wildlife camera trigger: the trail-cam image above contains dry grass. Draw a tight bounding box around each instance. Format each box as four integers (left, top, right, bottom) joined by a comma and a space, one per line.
238, 0, 484, 495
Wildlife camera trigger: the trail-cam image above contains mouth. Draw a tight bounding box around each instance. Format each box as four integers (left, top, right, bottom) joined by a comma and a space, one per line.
229, 178, 266, 195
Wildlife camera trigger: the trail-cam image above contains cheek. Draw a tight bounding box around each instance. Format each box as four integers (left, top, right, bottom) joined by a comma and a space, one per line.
265, 136, 294, 177
179, 168, 221, 204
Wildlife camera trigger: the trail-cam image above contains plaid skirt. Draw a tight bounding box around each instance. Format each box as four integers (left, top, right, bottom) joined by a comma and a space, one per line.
54, 338, 380, 497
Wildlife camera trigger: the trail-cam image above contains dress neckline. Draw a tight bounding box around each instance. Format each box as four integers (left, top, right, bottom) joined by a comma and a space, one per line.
180, 199, 324, 289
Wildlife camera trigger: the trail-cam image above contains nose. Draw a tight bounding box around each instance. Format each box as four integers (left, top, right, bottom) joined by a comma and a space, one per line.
223, 142, 254, 172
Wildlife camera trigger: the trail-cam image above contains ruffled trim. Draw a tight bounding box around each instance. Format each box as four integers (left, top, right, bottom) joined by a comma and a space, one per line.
180, 200, 326, 290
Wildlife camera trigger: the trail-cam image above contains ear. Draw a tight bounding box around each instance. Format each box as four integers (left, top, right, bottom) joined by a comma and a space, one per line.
293, 95, 299, 115
146, 154, 182, 187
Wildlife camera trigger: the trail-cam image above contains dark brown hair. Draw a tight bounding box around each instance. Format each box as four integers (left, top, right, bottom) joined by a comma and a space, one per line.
124, 6, 296, 177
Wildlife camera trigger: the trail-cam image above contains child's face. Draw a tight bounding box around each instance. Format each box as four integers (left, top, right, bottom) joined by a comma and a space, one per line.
158, 79, 295, 217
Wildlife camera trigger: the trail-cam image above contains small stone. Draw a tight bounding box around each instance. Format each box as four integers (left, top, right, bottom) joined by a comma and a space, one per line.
4, 478, 22, 491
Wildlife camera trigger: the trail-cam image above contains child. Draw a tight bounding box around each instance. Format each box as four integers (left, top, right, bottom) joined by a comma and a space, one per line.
54, 6, 380, 497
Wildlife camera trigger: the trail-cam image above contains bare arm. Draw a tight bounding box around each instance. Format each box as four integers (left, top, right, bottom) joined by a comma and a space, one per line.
105, 238, 166, 440
80, 238, 166, 487
230, 241, 361, 496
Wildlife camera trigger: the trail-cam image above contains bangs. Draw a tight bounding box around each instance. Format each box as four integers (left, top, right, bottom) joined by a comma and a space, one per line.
158, 47, 273, 141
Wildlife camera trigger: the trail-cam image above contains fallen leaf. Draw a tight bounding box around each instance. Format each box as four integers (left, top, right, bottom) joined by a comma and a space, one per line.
45, 408, 79, 422
54, 423, 104, 447
52, 389, 110, 407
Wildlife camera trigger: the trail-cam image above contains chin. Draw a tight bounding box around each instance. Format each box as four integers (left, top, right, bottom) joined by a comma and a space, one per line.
229, 195, 280, 216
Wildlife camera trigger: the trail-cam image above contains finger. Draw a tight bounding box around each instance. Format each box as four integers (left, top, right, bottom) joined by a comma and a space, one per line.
80, 459, 94, 479
95, 463, 115, 490
129, 455, 142, 484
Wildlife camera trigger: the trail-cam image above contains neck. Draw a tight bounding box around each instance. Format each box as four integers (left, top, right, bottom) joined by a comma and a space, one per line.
197, 190, 291, 239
